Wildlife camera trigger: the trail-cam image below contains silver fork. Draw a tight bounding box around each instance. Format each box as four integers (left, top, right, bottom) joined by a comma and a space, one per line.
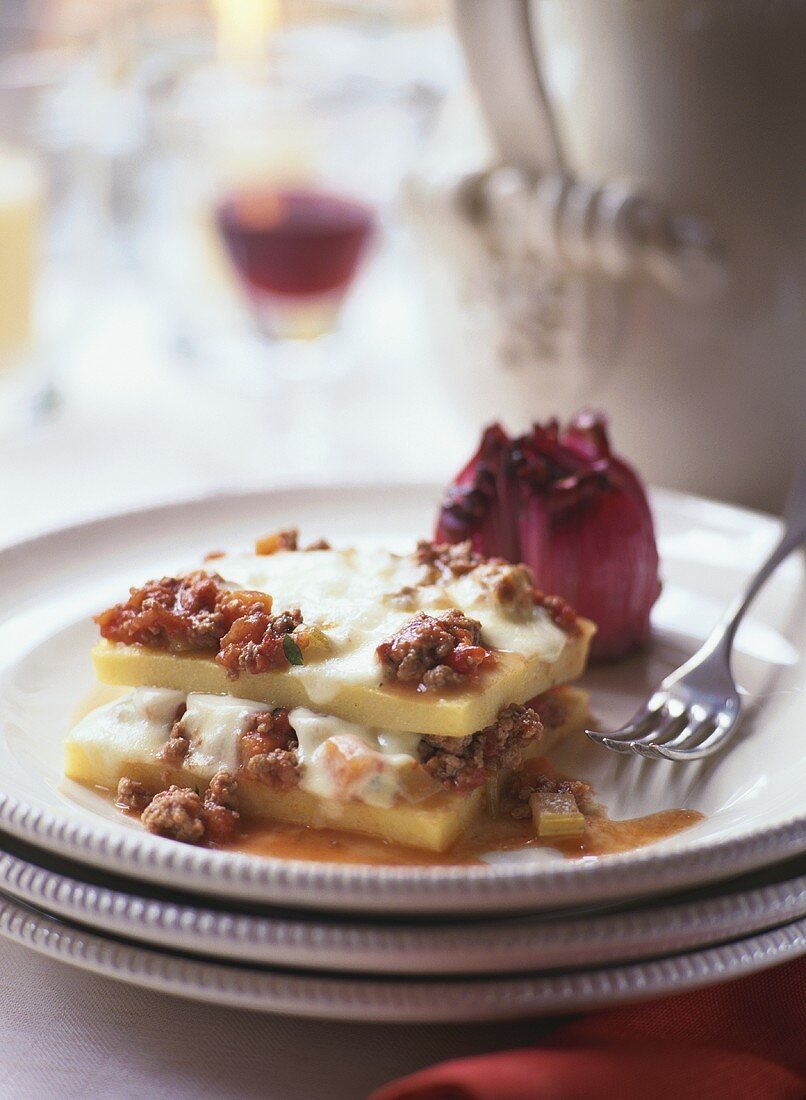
586, 464, 806, 761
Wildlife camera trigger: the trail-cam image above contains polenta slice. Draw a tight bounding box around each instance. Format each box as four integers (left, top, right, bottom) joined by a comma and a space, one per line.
65, 685, 589, 852
92, 625, 592, 739
92, 545, 593, 738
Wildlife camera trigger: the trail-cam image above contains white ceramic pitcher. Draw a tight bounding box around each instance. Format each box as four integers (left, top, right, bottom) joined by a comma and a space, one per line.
415, 0, 805, 510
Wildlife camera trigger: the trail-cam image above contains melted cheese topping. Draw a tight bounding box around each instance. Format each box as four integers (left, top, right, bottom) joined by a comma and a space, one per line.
178, 694, 264, 777
290, 707, 425, 809
69, 689, 436, 810
214, 548, 567, 701
67, 688, 184, 776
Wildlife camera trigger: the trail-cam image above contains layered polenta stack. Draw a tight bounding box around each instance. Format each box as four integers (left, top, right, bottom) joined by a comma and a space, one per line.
66, 535, 595, 852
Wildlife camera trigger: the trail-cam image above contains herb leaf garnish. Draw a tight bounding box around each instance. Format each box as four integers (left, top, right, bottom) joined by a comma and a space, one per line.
283, 634, 304, 666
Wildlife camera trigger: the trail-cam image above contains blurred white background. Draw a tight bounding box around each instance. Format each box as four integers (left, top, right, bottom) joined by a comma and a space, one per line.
0, 0, 474, 546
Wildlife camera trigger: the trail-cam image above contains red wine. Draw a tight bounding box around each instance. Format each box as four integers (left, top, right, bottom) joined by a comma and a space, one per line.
216, 187, 375, 302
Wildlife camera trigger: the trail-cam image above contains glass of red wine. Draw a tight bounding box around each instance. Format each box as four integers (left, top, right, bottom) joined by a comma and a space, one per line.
140, 23, 425, 389
215, 185, 375, 343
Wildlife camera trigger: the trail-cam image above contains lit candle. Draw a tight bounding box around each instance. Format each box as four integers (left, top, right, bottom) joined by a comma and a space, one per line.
210, 0, 283, 68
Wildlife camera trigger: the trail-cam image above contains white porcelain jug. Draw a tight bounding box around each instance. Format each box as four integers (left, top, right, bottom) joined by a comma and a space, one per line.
413, 0, 805, 510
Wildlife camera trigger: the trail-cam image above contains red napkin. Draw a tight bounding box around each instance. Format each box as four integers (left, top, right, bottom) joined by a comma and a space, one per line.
371, 957, 806, 1100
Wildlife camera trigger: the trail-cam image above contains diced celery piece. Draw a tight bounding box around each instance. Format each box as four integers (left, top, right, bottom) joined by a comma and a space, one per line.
530, 789, 586, 837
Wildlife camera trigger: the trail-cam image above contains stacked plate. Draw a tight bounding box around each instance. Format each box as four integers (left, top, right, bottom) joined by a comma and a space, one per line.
0, 484, 803, 1021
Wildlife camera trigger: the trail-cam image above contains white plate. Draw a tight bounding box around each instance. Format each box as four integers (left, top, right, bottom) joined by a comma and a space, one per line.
0, 832, 803, 973
0, 484, 803, 913
1, 890, 803, 1022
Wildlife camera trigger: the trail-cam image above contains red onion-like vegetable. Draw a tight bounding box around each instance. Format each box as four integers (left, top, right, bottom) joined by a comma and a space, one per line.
435, 413, 661, 660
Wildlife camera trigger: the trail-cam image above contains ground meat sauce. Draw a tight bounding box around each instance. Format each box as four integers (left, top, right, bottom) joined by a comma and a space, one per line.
217, 605, 304, 678
135, 770, 241, 846
96, 571, 307, 678
202, 771, 241, 845
115, 776, 150, 813
140, 785, 206, 843
416, 539, 486, 580
238, 708, 300, 790
158, 727, 190, 764
157, 702, 190, 764
206, 770, 239, 809
96, 571, 233, 652
376, 609, 495, 692
416, 540, 580, 632
533, 591, 580, 634
487, 562, 537, 617
419, 704, 542, 793
418, 541, 534, 615
117, 710, 302, 846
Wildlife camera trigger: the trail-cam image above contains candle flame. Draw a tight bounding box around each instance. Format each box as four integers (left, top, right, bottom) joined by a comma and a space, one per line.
211, 0, 283, 67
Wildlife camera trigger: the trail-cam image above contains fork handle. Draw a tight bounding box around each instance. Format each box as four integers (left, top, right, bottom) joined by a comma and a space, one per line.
702, 463, 806, 658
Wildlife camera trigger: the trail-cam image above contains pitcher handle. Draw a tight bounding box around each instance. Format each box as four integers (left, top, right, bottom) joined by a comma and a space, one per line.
452, 0, 565, 175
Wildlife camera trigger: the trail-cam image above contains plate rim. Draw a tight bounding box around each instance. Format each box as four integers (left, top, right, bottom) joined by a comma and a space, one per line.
0, 836, 803, 973
0, 481, 803, 914
3, 475, 783, 559
1, 788, 803, 913
1, 889, 803, 1022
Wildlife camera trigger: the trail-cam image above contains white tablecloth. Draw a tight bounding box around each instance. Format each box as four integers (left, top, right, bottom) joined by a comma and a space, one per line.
0, 935, 565, 1100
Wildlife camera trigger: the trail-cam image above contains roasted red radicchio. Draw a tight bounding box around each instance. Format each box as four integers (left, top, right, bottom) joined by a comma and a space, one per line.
435, 413, 661, 660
